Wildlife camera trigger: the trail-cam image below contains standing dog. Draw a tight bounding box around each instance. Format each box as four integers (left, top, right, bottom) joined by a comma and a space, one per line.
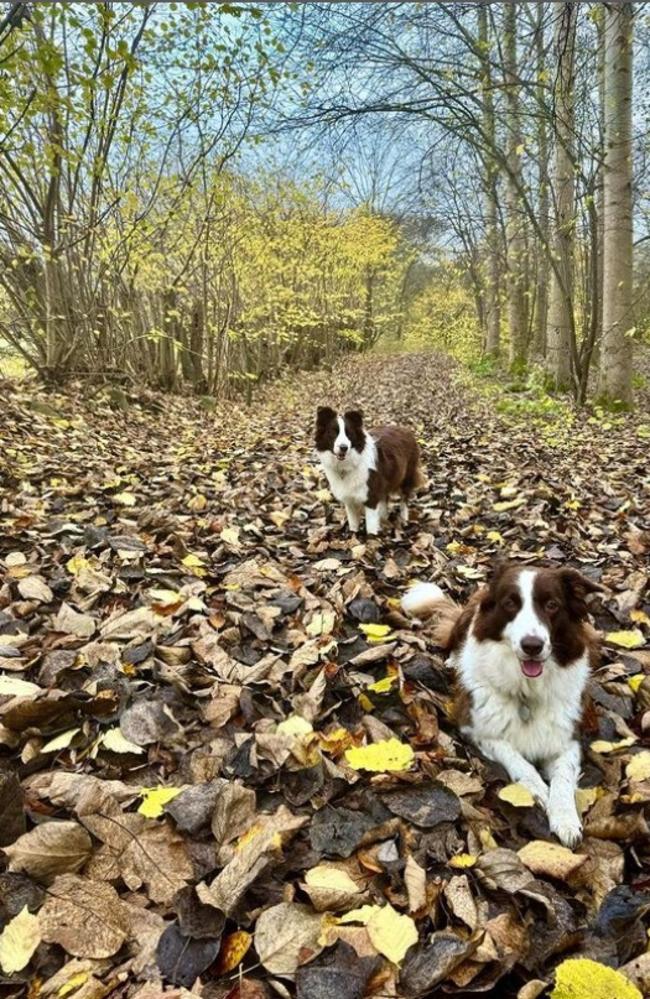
402, 562, 602, 847
315, 407, 423, 535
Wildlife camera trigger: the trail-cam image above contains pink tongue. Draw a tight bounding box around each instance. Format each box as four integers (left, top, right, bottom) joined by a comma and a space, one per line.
521, 659, 543, 678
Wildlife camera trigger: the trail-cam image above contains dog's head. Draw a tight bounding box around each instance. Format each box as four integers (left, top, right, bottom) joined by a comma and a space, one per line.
474, 562, 602, 677
315, 407, 365, 465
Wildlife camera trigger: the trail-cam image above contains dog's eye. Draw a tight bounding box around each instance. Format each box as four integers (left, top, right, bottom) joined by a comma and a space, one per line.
546, 599, 559, 613
502, 596, 519, 612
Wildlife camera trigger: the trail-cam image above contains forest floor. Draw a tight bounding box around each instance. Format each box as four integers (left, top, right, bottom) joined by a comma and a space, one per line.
1, 351, 649, 999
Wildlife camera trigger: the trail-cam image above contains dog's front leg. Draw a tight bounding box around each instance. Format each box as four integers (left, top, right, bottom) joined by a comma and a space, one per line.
544, 742, 582, 849
345, 502, 361, 533
365, 505, 381, 536
477, 737, 550, 808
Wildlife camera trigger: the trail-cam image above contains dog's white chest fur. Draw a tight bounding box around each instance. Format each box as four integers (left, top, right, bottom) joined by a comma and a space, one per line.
452, 632, 589, 763
318, 438, 377, 506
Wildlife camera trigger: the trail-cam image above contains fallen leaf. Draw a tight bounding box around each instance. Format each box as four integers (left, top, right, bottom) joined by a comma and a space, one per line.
0, 906, 41, 973
550, 957, 642, 999
215, 930, 253, 974
254, 902, 322, 975
606, 630, 645, 650
0, 675, 40, 697
625, 751, 650, 782
590, 736, 637, 754
366, 904, 418, 965
138, 786, 184, 818
498, 783, 535, 807
39, 874, 128, 958
5, 821, 93, 882
17, 575, 53, 603
518, 841, 587, 881
449, 854, 478, 869
345, 738, 414, 773
100, 727, 146, 755
359, 623, 392, 640
53, 603, 96, 638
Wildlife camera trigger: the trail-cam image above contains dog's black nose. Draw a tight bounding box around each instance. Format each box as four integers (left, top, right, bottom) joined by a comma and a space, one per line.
338, 444, 348, 454
521, 635, 544, 657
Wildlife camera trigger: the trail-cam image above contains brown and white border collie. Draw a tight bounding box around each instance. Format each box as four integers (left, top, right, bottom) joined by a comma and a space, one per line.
402, 562, 602, 847
315, 407, 424, 535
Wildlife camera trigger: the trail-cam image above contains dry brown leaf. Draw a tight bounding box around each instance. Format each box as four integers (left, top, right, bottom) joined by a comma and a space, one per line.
5, 820, 93, 882
39, 874, 129, 958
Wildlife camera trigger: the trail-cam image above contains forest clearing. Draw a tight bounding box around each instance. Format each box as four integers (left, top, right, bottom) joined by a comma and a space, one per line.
1, 3, 650, 999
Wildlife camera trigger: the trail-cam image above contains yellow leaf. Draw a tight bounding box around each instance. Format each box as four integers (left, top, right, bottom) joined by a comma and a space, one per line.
515, 142, 525, 156
449, 854, 478, 869
182, 552, 204, 567
276, 715, 313, 738
500, 485, 519, 498
479, 827, 498, 850
214, 930, 252, 974
550, 957, 642, 999
630, 609, 650, 627
366, 904, 418, 966
487, 530, 503, 543
590, 736, 637, 754
101, 727, 145, 755
359, 623, 392, 640
626, 751, 650, 782
493, 497, 525, 512
575, 786, 603, 816
345, 738, 414, 773
66, 554, 90, 575
58, 971, 91, 997
0, 906, 41, 973
220, 526, 241, 547
446, 540, 462, 554
628, 674, 645, 693
148, 588, 183, 608
518, 841, 587, 880
188, 493, 207, 512
40, 728, 80, 754
269, 510, 290, 528
306, 611, 336, 637
606, 629, 645, 650
113, 491, 137, 507
304, 866, 359, 894
138, 786, 183, 818
337, 904, 377, 925
367, 675, 398, 694
498, 783, 535, 807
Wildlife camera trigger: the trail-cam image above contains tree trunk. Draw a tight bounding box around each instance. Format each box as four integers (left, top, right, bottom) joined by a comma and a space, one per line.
503, 3, 527, 370
478, 4, 500, 357
547, 1, 577, 391
599, 2, 634, 407
533, 2, 549, 358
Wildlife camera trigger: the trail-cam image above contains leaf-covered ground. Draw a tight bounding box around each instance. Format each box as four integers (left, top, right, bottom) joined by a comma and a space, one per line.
1, 351, 649, 999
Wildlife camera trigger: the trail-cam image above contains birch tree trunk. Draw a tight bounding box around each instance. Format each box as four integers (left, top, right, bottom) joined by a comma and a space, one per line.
547, 1, 577, 391
478, 4, 500, 358
599, 2, 634, 407
532, 3, 549, 358
503, 3, 527, 370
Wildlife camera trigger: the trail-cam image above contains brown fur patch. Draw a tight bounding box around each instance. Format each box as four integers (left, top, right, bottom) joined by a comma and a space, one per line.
366, 425, 422, 508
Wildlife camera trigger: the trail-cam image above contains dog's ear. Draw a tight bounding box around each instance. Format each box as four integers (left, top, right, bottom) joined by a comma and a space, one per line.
480, 559, 512, 611
316, 406, 336, 429
559, 567, 604, 619
344, 409, 364, 429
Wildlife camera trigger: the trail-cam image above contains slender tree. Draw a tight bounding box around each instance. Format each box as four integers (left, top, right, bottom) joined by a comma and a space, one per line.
547, 1, 577, 390
599, 1, 634, 406
503, 3, 528, 369
478, 4, 501, 358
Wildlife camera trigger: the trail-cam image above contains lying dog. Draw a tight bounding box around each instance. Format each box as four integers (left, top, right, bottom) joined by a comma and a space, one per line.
402, 562, 602, 847
315, 407, 423, 535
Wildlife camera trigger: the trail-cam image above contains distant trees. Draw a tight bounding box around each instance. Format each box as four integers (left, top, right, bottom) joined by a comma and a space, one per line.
0, 3, 646, 405
283, 2, 646, 406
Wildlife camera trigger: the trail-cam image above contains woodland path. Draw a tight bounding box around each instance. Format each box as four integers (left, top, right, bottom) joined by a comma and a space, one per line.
1, 351, 649, 998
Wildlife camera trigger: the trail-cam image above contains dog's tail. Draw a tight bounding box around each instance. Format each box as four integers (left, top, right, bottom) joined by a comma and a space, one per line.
401, 581, 462, 650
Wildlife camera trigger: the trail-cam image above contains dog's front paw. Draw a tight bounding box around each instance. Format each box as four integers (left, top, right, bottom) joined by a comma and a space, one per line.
548, 806, 583, 849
